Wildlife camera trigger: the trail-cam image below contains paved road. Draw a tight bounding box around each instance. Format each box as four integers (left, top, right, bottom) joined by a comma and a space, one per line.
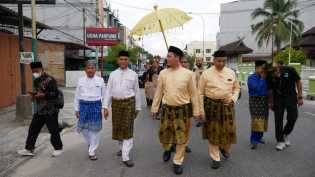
8, 89, 315, 177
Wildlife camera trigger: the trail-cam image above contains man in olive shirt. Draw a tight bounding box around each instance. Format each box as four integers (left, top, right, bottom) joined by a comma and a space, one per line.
151, 46, 200, 175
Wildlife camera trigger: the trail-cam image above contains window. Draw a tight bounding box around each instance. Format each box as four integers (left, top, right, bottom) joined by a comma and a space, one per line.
206, 49, 211, 53
195, 49, 201, 53
206, 57, 212, 61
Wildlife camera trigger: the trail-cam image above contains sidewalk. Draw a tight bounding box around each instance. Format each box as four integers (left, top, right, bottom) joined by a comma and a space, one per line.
0, 88, 76, 176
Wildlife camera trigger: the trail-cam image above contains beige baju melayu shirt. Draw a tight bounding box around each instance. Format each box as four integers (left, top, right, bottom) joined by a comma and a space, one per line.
194, 67, 204, 88
199, 66, 241, 115
151, 66, 200, 117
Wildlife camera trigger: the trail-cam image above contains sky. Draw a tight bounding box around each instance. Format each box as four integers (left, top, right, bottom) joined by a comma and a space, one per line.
108, 0, 236, 56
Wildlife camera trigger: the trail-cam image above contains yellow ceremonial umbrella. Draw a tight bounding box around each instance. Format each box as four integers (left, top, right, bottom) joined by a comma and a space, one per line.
131, 5, 192, 50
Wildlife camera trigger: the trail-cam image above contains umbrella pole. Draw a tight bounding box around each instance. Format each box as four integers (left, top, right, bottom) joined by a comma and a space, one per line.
154, 6, 168, 50
158, 19, 169, 50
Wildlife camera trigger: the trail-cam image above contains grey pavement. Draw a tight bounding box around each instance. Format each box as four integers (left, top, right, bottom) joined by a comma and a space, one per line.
0, 88, 76, 176
4, 88, 315, 177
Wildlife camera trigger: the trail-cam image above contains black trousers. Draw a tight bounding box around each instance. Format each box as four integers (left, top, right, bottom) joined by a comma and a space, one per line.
274, 96, 298, 142
25, 112, 63, 151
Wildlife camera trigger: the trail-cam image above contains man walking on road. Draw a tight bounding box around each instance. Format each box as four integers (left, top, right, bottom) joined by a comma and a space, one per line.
178, 57, 193, 153
104, 51, 141, 167
199, 50, 240, 169
151, 46, 200, 175
248, 60, 269, 150
74, 60, 106, 161
193, 57, 204, 127
18, 61, 63, 157
268, 61, 303, 151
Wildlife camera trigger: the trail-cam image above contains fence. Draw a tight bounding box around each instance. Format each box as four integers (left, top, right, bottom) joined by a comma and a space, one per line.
302, 66, 315, 96
237, 65, 315, 96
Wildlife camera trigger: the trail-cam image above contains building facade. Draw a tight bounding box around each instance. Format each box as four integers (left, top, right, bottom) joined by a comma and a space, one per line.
217, 0, 315, 59
185, 41, 216, 62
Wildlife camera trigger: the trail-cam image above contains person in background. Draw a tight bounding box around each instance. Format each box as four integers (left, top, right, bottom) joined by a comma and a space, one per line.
247, 60, 269, 150
74, 60, 106, 160
143, 60, 153, 106
179, 57, 193, 153
18, 61, 63, 157
180, 57, 190, 69
199, 50, 240, 169
268, 60, 303, 151
154, 55, 164, 73
104, 51, 141, 167
144, 59, 160, 107
193, 57, 204, 127
151, 46, 200, 175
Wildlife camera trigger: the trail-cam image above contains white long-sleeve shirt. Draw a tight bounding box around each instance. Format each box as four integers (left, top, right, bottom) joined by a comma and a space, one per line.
74, 75, 106, 112
104, 68, 141, 111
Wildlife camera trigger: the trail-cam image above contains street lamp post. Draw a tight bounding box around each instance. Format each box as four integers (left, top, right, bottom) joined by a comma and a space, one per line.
188, 12, 206, 62
289, 21, 293, 64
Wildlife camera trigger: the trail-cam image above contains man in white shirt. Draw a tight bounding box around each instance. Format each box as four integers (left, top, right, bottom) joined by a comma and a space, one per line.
104, 51, 141, 167
74, 60, 106, 161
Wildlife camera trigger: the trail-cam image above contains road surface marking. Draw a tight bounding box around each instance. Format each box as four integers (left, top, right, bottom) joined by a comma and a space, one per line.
304, 112, 315, 117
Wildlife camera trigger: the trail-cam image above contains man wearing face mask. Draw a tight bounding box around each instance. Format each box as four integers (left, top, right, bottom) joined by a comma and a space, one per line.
18, 61, 63, 157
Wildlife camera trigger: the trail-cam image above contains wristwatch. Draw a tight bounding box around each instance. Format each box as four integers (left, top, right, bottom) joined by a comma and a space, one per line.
298, 96, 303, 100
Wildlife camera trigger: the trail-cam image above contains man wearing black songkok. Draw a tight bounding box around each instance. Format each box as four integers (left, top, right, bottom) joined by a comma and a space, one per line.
18, 61, 63, 157
151, 46, 200, 175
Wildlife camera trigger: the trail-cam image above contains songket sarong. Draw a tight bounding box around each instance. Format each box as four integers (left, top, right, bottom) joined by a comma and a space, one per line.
202, 97, 237, 146
159, 104, 191, 145
249, 96, 269, 132
77, 100, 102, 132
112, 97, 136, 140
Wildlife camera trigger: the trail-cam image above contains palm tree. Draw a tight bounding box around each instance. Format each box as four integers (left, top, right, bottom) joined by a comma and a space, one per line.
251, 0, 304, 62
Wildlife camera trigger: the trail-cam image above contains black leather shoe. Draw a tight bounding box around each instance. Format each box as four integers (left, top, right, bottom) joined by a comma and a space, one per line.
185, 146, 192, 153
123, 160, 134, 167
163, 150, 171, 162
116, 150, 122, 156
173, 164, 183, 175
211, 160, 220, 169
251, 144, 258, 150
220, 149, 230, 159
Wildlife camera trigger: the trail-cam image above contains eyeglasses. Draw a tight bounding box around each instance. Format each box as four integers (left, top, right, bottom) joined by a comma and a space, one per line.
181, 61, 188, 63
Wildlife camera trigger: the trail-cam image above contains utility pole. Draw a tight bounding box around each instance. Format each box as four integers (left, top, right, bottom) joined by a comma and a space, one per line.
289, 21, 293, 64
188, 12, 205, 62
83, 8, 86, 58
16, 3, 32, 122
31, 0, 37, 61
18, 3, 26, 95
271, 32, 274, 64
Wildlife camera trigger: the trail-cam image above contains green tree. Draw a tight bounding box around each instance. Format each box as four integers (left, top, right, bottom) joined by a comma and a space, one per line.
185, 54, 196, 70
106, 44, 140, 68
251, 0, 304, 61
275, 47, 306, 64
